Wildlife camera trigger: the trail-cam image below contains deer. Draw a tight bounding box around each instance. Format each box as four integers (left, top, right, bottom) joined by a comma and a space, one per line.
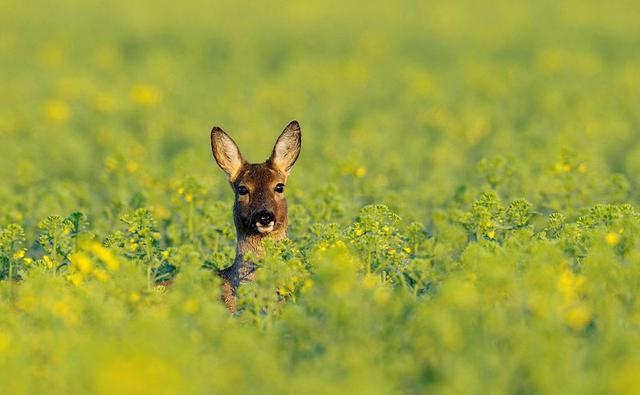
210, 120, 301, 312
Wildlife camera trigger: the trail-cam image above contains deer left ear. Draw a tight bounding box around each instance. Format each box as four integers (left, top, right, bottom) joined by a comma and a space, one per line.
211, 126, 246, 182
269, 120, 301, 175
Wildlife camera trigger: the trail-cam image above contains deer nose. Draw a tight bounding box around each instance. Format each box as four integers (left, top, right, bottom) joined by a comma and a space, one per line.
255, 211, 275, 226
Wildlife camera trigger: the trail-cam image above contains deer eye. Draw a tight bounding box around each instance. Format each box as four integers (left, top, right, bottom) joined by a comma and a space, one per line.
275, 183, 285, 193
237, 186, 249, 196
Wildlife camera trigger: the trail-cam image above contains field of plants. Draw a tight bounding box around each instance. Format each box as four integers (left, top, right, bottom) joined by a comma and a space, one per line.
1, 0, 640, 393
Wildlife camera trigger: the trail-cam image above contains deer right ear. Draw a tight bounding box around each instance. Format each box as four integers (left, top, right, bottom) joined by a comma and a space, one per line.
211, 127, 246, 181
269, 120, 302, 175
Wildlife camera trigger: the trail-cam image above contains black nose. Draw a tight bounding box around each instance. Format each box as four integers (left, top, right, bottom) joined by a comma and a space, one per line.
255, 211, 275, 226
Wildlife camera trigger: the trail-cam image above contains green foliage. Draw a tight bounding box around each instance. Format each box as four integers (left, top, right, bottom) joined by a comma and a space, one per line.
0, 224, 26, 280
1, 0, 640, 394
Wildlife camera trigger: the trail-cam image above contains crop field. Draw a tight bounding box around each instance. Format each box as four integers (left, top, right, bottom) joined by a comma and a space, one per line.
1, 0, 640, 393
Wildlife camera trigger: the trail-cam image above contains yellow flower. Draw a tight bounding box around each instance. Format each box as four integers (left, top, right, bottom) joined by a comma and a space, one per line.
105, 157, 118, 171
0, 332, 11, 353
554, 162, 571, 173
403, 247, 412, 254
183, 299, 199, 314
126, 161, 139, 173
355, 167, 367, 178
354, 228, 364, 236
449, 281, 479, 309
487, 230, 496, 239
527, 294, 544, 316
301, 278, 314, 293
94, 269, 110, 282
23, 258, 33, 265
43, 255, 55, 269
331, 278, 352, 295
185, 194, 193, 203
362, 274, 378, 289
606, 232, 621, 246
44, 100, 70, 123
374, 288, 391, 304
17, 292, 36, 312
131, 85, 161, 106
152, 205, 171, 220
564, 304, 592, 330
129, 292, 141, 303
557, 270, 585, 300
91, 243, 120, 271
68, 272, 83, 287
94, 355, 183, 395
577, 163, 587, 173
71, 253, 93, 274
12, 249, 26, 260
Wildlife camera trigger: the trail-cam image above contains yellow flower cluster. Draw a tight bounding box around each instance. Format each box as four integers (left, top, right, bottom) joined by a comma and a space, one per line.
67, 243, 120, 286
605, 232, 621, 246
44, 100, 70, 123
557, 270, 592, 330
177, 187, 193, 203
341, 164, 367, 178
130, 85, 162, 107
43, 255, 55, 269
104, 157, 139, 174
554, 162, 586, 174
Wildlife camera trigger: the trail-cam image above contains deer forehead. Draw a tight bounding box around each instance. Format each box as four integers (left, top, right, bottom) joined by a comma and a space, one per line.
235, 164, 285, 188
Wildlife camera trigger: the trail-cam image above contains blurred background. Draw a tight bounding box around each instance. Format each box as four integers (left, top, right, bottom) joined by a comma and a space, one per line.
1, 0, 639, 229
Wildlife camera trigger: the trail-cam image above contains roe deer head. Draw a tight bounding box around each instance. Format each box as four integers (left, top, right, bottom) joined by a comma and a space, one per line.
210, 120, 301, 312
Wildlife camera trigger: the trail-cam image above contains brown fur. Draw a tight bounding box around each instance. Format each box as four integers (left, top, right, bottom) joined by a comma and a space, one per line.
211, 121, 301, 312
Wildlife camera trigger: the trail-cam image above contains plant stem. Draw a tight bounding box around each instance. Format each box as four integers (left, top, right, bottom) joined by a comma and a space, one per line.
52, 238, 58, 273
9, 240, 14, 281
188, 202, 194, 241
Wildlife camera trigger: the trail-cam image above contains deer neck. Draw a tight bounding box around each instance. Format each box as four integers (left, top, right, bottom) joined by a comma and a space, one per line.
235, 228, 286, 266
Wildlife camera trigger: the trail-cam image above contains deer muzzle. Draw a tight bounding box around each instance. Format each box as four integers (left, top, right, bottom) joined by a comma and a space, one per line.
253, 210, 275, 233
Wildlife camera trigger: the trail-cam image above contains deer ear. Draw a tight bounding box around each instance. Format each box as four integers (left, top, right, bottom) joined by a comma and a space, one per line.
269, 120, 301, 175
211, 127, 246, 181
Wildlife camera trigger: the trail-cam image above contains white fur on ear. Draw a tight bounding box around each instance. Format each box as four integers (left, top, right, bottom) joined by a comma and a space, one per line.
211, 127, 246, 181
269, 120, 301, 174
